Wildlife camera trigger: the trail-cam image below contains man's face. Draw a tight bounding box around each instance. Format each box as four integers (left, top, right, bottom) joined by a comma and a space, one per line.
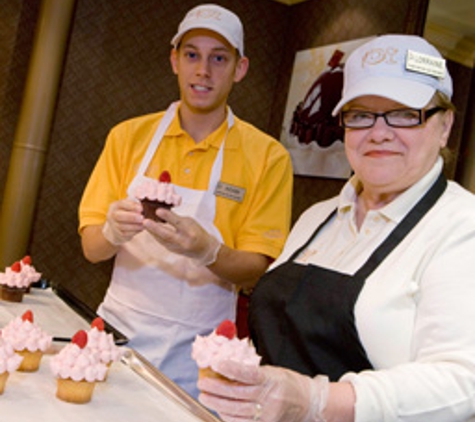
170, 29, 248, 116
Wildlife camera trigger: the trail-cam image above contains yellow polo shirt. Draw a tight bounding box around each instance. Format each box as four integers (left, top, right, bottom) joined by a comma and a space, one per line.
79, 109, 293, 260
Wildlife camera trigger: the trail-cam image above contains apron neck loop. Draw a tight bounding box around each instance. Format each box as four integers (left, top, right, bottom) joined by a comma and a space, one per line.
207, 107, 234, 190
132, 102, 234, 195
226, 106, 235, 129
135, 101, 179, 177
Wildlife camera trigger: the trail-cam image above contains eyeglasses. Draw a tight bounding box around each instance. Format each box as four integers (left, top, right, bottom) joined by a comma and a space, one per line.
340, 107, 445, 129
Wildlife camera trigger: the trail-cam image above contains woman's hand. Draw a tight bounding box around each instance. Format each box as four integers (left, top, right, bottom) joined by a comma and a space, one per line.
197, 360, 329, 422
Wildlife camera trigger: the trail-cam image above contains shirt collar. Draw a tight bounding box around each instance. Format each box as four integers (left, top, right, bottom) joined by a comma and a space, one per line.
338, 157, 444, 223
165, 105, 238, 150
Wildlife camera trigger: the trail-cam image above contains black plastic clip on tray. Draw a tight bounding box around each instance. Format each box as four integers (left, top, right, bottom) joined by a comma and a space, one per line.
32, 279, 128, 346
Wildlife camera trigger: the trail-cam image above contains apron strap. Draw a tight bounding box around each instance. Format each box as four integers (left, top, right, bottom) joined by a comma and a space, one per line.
288, 209, 337, 262
136, 102, 235, 183
355, 172, 447, 279
136, 102, 179, 177
207, 109, 234, 190
287, 172, 447, 276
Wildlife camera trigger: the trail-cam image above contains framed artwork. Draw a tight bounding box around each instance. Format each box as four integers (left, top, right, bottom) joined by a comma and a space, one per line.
281, 36, 375, 178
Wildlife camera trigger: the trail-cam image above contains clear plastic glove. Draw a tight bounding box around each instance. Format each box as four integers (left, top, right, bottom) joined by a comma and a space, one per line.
197, 360, 329, 422
143, 209, 221, 266
102, 199, 144, 245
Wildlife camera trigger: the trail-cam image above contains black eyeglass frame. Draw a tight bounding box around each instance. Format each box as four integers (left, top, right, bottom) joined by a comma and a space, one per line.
340, 106, 445, 129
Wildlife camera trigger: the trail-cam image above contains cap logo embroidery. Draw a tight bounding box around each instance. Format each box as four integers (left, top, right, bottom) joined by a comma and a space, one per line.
405, 50, 446, 79
189, 9, 223, 22
361, 47, 398, 67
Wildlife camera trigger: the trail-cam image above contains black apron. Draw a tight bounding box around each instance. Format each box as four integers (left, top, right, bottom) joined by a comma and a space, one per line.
249, 173, 447, 381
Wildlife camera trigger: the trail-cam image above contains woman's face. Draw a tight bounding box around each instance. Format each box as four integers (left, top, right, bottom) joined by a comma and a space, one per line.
344, 95, 454, 198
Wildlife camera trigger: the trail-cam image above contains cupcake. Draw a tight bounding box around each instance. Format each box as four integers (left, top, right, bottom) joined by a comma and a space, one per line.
20, 255, 42, 291
0, 261, 29, 302
86, 317, 122, 377
131, 171, 182, 222
0, 336, 23, 394
1, 310, 52, 372
50, 330, 107, 404
192, 320, 261, 382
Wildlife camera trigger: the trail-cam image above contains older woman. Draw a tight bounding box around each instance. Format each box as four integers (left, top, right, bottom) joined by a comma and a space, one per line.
197, 35, 475, 422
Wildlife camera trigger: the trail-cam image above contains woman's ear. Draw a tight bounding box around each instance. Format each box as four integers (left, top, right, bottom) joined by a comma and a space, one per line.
439, 109, 454, 148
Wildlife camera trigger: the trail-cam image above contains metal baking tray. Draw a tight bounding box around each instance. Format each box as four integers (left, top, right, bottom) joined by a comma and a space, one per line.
46, 283, 220, 420
121, 349, 222, 422
2, 282, 221, 420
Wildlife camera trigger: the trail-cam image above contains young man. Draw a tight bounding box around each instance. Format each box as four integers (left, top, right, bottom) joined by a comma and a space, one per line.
78, 4, 293, 398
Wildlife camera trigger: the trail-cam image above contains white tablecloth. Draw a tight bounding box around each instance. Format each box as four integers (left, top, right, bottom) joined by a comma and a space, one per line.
0, 288, 90, 338
0, 288, 220, 422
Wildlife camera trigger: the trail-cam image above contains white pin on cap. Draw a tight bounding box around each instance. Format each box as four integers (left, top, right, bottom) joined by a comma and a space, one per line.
406, 50, 446, 79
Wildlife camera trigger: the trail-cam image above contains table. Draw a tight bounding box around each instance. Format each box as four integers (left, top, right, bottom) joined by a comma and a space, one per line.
0, 287, 221, 422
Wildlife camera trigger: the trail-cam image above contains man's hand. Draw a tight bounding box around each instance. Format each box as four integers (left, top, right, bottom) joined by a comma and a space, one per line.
142, 208, 221, 266
102, 199, 144, 245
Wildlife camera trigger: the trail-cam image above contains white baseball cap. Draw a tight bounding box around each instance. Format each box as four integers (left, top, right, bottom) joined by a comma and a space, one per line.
171, 4, 244, 56
332, 34, 453, 115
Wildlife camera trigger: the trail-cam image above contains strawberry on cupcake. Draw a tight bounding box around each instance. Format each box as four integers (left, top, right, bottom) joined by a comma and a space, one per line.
50, 329, 108, 404
0, 261, 29, 302
19, 255, 42, 290
132, 170, 182, 222
192, 319, 261, 381
2, 310, 52, 372
85, 317, 122, 376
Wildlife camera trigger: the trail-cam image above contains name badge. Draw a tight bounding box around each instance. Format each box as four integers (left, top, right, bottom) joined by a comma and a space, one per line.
406, 50, 446, 79
215, 181, 246, 203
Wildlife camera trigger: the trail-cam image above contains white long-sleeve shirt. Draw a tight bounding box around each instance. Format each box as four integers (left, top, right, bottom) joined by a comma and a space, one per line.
271, 159, 475, 421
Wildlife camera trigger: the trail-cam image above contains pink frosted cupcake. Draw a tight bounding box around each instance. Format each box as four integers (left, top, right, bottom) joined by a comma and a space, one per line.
0, 336, 23, 394
0, 261, 29, 302
50, 330, 108, 404
131, 171, 182, 222
86, 317, 122, 376
192, 320, 261, 381
2, 310, 52, 372
20, 255, 42, 291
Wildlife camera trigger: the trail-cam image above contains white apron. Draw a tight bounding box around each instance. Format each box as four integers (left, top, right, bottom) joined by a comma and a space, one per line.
98, 102, 236, 398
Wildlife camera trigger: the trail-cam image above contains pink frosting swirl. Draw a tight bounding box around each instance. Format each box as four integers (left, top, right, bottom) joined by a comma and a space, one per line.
0, 337, 23, 373
0, 267, 29, 289
133, 179, 182, 206
20, 262, 42, 284
1, 317, 52, 352
50, 343, 107, 382
192, 330, 261, 371
86, 327, 123, 365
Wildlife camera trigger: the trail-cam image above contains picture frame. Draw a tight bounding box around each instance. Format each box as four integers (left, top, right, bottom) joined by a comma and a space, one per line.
281, 36, 375, 178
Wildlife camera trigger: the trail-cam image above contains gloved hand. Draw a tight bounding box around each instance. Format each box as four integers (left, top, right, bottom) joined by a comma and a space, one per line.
191, 232, 221, 266
143, 209, 222, 266
102, 199, 144, 245
197, 360, 329, 422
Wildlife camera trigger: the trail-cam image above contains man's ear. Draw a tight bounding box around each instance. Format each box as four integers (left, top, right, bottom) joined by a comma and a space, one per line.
170, 48, 178, 75
233, 56, 249, 83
